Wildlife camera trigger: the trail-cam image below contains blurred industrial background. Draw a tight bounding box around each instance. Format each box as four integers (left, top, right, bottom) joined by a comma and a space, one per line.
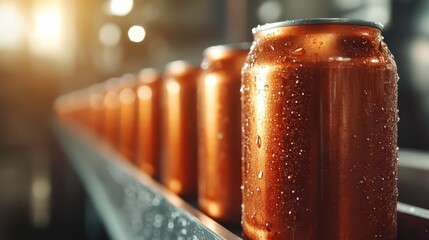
0, 0, 428, 239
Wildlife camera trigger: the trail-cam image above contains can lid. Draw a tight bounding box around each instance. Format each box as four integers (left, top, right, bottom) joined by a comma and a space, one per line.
118, 73, 137, 88
253, 18, 383, 34
104, 77, 121, 91
203, 42, 251, 56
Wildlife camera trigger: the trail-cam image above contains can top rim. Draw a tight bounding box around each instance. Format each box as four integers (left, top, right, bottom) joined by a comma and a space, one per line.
253, 18, 383, 34
165, 60, 200, 74
138, 68, 160, 83
203, 42, 251, 56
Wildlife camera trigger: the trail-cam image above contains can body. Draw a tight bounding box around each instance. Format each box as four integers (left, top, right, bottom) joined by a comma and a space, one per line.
103, 86, 120, 147
136, 69, 162, 178
197, 44, 249, 224
241, 20, 398, 239
89, 86, 105, 136
118, 83, 138, 162
161, 61, 200, 197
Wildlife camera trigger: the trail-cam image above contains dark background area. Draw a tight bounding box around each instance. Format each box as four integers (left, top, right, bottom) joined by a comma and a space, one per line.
0, 0, 428, 239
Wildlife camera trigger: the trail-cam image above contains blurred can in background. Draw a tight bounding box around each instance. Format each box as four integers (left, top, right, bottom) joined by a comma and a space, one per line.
54, 92, 85, 124
103, 77, 121, 148
88, 83, 106, 136
241, 19, 398, 239
117, 74, 138, 162
161, 61, 200, 197
197, 43, 249, 224
136, 68, 162, 178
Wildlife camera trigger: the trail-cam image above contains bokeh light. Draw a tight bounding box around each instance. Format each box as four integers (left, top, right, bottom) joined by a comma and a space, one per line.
0, 2, 25, 50
28, 4, 64, 57
257, 1, 282, 23
99, 23, 121, 47
128, 25, 146, 43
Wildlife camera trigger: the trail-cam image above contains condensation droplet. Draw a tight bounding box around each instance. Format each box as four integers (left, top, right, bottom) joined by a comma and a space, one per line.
258, 170, 263, 179
292, 47, 305, 56
287, 175, 296, 183
256, 135, 262, 148
265, 222, 271, 231
288, 210, 297, 221
264, 85, 269, 92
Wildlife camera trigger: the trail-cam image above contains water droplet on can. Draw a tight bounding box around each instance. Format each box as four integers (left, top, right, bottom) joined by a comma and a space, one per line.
258, 170, 263, 179
292, 47, 305, 56
264, 85, 269, 92
256, 135, 262, 148
265, 222, 271, 231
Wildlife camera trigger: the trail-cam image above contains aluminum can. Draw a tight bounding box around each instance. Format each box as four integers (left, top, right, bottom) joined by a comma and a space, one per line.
161, 60, 200, 197
136, 68, 162, 178
118, 74, 138, 162
241, 18, 398, 240
103, 77, 121, 148
197, 43, 249, 224
88, 83, 105, 136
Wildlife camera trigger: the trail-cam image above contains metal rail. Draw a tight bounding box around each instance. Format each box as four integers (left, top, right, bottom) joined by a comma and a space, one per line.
54, 121, 241, 240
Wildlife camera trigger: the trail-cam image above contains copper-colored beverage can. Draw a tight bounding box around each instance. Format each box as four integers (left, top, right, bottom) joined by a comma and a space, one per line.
54, 95, 69, 122
88, 83, 105, 136
136, 68, 162, 177
54, 94, 79, 123
241, 18, 398, 240
72, 90, 91, 127
103, 77, 121, 147
118, 74, 138, 162
197, 43, 250, 224
161, 60, 200, 197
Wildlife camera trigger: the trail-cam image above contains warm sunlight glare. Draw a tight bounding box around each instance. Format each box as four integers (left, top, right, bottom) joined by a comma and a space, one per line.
0, 2, 25, 50
29, 5, 63, 56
